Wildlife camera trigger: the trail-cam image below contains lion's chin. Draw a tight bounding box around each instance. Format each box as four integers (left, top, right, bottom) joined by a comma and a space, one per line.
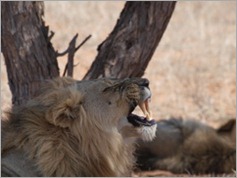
127, 114, 157, 142
136, 123, 157, 142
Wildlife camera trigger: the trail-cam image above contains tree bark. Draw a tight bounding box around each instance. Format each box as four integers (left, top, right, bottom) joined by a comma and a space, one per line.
1, 2, 59, 105
1, 1, 176, 105
83, 1, 176, 80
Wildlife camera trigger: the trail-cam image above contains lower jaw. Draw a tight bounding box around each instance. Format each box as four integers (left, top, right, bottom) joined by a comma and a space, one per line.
127, 114, 156, 127
136, 124, 157, 142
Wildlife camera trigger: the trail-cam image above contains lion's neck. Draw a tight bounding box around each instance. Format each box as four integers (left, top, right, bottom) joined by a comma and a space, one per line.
71, 123, 134, 176
4, 113, 135, 176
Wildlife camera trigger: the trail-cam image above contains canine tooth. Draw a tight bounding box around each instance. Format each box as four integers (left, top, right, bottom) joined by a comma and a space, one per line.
138, 102, 146, 117
146, 112, 151, 120
138, 100, 152, 121
145, 99, 152, 120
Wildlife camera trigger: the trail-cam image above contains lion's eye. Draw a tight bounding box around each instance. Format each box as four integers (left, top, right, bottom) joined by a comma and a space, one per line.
108, 101, 112, 105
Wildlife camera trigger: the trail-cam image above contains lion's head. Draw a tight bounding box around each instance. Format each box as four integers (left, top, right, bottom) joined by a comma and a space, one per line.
36, 77, 157, 140
2, 77, 157, 177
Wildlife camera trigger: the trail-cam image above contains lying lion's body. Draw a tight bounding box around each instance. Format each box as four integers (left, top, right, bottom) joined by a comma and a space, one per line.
2, 77, 156, 177
135, 118, 236, 174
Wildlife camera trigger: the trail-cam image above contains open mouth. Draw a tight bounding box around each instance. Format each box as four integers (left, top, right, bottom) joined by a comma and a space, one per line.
128, 86, 156, 127
138, 97, 152, 120
127, 114, 156, 127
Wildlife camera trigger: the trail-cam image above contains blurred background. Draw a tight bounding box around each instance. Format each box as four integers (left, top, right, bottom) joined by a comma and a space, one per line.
1, 1, 236, 127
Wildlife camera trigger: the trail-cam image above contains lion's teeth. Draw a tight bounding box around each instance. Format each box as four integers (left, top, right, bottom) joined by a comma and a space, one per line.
138, 102, 146, 117
138, 100, 152, 121
145, 99, 152, 120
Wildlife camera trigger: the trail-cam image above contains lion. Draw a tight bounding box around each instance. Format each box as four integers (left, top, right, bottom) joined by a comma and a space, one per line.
1, 77, 157, 177
135, 118, 236, 175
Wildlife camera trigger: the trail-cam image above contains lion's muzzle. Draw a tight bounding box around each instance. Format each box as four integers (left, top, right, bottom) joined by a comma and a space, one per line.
138, 86, 152, 120
125, 78, 157, 140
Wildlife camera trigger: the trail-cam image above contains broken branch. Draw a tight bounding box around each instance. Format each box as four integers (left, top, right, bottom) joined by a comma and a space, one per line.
59, 34, 91, 77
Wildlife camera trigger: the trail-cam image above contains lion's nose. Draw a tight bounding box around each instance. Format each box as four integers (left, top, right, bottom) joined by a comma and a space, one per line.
139, 78, 149, 88
140, 86, 151, 100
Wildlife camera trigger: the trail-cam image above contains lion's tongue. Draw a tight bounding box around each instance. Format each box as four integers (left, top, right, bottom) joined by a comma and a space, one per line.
138, 99, 152, 120
127, 114, 156, 127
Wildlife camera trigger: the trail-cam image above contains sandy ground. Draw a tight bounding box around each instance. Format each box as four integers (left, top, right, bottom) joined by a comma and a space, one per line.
1, 1, 236, 176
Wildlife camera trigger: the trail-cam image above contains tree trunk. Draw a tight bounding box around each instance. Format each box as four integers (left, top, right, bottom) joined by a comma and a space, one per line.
2, 2, 176, 105
1, 2, 59, 105
83, 1, 176, 80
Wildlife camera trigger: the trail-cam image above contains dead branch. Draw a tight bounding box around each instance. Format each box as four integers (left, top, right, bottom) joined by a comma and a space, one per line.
57, 34, 91, 77
75, 35, 92, 51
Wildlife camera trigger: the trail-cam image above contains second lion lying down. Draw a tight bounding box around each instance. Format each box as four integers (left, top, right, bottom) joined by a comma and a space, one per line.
1, 77, 157, 177
135, 117, 236, 175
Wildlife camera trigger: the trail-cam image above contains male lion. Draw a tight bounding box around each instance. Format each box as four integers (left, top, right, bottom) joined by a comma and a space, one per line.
135, 118, 236, 175
1, 77, 157, 177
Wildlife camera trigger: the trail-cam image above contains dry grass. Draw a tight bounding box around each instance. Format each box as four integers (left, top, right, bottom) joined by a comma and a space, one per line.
1, 2, 236, 176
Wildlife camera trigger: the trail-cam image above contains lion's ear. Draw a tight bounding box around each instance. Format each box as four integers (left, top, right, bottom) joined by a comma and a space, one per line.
45, 88, 84, 128
217, 118, 236, 143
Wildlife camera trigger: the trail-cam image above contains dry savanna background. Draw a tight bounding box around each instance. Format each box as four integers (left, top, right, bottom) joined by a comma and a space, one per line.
1, 1, 236, 177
